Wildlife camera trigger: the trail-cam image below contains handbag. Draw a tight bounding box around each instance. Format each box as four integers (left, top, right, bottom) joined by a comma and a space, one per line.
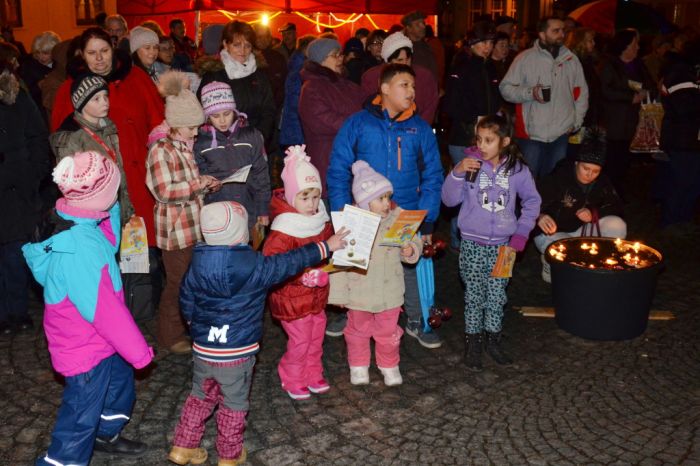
629, 95, 664, 153
580, 209, 601, 237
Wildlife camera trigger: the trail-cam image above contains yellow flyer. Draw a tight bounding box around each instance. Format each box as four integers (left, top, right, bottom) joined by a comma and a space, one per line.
119, 216, 149, 274
491, 245, 516, 278
380, 209, 427, 247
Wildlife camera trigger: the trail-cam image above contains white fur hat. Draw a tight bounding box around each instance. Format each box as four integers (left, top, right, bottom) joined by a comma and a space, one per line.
381, 32, 413, 62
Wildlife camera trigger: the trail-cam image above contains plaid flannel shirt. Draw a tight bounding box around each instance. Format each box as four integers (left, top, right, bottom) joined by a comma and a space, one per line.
146, 138, 204, 251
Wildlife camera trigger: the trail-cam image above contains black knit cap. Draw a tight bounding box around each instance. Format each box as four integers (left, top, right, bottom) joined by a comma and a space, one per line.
577, 128, 607, 166
70, 74, 108, 113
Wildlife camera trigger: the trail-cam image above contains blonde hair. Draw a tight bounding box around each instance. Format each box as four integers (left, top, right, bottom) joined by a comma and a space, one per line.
31, 31, 61, 56
565, 27, 596, 58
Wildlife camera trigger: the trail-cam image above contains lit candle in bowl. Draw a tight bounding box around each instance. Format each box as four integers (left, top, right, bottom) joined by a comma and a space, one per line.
633, 242, 641, 253
605, 258, 618, 266
581, 243, 590, 250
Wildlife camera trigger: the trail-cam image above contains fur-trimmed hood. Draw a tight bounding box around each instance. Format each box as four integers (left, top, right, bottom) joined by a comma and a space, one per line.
0, 69, 19, 105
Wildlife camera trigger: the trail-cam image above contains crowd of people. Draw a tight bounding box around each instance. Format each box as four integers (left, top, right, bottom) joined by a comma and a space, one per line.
0, 9, 698, 466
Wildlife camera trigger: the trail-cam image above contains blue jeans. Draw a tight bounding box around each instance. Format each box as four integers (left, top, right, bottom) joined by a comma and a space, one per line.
36, 354, 136, 466
515, 134, 569, 178
448, 145, 469, 248
0, 240, 29, 324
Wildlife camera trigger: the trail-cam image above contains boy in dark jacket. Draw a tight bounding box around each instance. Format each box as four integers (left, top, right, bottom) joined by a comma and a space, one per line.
168, 201, 347, 466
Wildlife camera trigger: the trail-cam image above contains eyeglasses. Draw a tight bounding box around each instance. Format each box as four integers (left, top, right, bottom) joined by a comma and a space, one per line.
369, 41, 383, 46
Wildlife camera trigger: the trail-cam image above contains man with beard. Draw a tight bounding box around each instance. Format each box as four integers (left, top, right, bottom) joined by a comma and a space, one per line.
500, 17, 588, 178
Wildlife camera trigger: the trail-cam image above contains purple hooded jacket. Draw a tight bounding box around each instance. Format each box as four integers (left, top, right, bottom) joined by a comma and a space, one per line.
442, 147, 541, 247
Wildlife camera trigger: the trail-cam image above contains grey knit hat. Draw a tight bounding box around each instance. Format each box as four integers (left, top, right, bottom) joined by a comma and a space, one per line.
577, 128, 607, 166
306, 38, 341, 64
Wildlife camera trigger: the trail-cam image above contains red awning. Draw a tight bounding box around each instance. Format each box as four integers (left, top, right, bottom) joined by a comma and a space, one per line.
118, 0, 439, 15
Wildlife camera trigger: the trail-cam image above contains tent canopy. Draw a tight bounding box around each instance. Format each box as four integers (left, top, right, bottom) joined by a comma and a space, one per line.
119, 0, 439, 15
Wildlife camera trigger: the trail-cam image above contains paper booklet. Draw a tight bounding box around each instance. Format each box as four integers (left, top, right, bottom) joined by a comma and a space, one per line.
119, 216, 150, 274
380, 209, 427, 247
491, 245, 516, 278
330, 205, 381, 271
220, 165, 252, 184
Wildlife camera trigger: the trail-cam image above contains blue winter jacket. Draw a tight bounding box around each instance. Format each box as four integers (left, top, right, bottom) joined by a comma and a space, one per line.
327, 96, 444, 233
279, 50, 306, 146
180, 241, 330, 362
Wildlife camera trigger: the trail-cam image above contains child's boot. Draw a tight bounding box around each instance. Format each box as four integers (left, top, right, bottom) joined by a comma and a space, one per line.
167, 446, 208, 465
218, 447, 247, 466
350, 366, 369, 385
378, 366, 403, 386
485, 331, 513, 365
464, 333, 483, 372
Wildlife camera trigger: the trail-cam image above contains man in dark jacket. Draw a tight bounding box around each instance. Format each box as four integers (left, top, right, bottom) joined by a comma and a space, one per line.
534, 131, 626, 282
659, 42, 700, 227
0, 63, 50, 333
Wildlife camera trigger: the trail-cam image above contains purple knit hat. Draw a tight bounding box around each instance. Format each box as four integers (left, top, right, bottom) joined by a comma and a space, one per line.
200, 81, 236, 117
351, 160, 393, 210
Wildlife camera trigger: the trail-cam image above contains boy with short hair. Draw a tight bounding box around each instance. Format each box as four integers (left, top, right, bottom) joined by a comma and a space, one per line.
327, 63, 444, 348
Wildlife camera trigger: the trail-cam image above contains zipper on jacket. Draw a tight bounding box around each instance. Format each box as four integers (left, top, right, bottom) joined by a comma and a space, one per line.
397, 136, 402, 171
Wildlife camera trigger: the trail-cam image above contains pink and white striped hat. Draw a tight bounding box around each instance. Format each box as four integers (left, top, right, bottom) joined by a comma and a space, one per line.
200, 201, 249, 246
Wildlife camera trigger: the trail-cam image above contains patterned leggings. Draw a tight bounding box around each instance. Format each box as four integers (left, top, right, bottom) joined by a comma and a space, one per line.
458, 239, 509, 334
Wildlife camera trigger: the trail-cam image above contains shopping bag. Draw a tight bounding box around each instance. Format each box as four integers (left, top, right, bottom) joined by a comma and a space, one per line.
629, 96, 664, 153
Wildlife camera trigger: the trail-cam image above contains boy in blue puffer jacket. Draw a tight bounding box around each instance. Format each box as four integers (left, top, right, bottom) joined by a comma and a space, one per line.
168, 201, 347, 466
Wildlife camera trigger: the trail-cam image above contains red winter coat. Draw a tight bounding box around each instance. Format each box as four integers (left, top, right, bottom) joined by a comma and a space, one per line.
298, 61, 364, 196
361, 63, 439, 126
263, 189, 333, 321
51, 51, 165, 246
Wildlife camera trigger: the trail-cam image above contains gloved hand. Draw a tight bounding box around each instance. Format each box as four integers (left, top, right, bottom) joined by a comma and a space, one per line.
301, 269, 329, 287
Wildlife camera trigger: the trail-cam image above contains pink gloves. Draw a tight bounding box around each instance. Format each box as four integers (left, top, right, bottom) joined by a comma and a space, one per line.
301, 269, 329, 287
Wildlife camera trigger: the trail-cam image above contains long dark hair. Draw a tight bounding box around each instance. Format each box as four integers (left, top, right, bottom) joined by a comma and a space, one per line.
475, 113, 527, 174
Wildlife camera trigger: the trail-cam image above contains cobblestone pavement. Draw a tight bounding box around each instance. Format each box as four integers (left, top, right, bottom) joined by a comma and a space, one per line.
2, 161, 699, 465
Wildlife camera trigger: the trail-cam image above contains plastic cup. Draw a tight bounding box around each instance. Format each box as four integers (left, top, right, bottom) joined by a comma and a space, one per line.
541, 85, 551, 102
466, 160, 482, 183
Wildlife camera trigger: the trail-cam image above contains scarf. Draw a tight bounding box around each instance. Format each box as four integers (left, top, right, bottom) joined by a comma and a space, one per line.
221, 49, 257, 80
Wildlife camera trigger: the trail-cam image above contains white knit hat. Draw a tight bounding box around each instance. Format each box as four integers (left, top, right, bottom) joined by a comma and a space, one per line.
381, 32, 413, 62
129, 26, 159, 54
200, 201, 249, 246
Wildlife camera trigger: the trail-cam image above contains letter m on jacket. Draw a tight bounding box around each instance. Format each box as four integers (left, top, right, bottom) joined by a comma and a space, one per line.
208, 325, 230, 343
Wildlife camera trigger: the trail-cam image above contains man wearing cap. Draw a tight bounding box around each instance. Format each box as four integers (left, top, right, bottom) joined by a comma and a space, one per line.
401, 11, 439, 82
499, 16, 588, 178
360, 32, 438, 125
534, 130, 626, 282
275, 23, 297, 61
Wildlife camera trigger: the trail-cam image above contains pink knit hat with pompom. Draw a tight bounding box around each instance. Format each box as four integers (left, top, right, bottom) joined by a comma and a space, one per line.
280, 145, 322, 206
52, 151, 121, 212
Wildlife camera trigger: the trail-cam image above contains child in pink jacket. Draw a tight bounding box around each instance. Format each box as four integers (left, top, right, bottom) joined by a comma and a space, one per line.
23, 151, 154, 465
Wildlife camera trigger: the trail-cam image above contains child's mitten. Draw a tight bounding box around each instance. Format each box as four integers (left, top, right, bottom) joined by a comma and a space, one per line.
301, 268, 329, 287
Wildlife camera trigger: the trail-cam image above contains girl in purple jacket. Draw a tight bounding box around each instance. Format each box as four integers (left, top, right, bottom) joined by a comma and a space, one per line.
442, 114, 541, 372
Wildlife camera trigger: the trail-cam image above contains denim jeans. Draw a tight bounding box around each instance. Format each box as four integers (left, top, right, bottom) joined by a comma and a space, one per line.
515, 134, 569, 178
448, 145, 469, 248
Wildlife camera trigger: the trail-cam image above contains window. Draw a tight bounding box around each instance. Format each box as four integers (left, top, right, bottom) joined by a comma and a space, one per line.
75, 0, 104, 26
0, 0, 22, 28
